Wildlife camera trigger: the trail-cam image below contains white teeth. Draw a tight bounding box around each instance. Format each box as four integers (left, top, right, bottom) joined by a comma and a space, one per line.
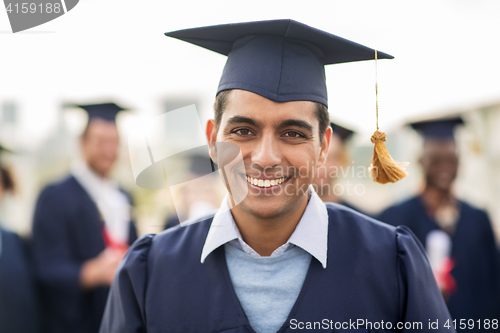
246, 176, 287, 188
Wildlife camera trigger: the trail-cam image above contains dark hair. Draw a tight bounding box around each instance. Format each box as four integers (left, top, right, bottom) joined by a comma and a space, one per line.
0, 166, 16, 193
213, 90, 330, 143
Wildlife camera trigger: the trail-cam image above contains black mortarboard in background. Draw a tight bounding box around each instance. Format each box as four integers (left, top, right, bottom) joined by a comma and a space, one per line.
188, 153, 217, 175
331, 122, 355, 142
72, 103, 128, 123
410, 117, 464, 141
165, 19, 393, 107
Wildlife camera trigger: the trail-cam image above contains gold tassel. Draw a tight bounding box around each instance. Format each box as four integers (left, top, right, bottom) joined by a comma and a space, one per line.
370, 50, 408, 184
370, 130, 408, 184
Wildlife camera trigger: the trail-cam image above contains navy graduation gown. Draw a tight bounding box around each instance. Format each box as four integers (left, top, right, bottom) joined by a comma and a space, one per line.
0, 227, 41, 333
101, 203, 453, 333
379, 196, 500, 328
31, 175, 137, 333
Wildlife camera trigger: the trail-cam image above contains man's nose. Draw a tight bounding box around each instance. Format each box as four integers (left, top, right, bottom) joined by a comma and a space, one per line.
250, 132, 281, 169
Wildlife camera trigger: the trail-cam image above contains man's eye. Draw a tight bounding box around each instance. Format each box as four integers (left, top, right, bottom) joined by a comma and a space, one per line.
283, 131, 304, 138
233, 129, 253, 136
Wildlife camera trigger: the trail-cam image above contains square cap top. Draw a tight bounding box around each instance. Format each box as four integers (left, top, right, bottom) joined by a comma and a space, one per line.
410, 117, 464, 140
331, 122, 355, 142
166, 19, 393, 107
70, 103, 128, 123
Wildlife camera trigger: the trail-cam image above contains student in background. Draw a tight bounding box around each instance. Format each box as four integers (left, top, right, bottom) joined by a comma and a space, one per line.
164, 154, 221, 229
313, 122, 365, 212
0, 145, 41, 333
31, 103, 137, 333
379, 117, 500, 329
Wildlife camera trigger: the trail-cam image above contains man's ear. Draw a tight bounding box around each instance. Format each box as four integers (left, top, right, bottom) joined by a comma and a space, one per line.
317, 126, 332, 168
206, 119, 218, 163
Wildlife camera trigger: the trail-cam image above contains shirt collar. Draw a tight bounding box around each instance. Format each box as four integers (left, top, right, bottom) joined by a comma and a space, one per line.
71, 160, 117, 192
200, 185, 329, 268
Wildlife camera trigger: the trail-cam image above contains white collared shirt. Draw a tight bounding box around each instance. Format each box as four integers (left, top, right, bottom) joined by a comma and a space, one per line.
71, 161, 131, 245
201, 185, 329, 268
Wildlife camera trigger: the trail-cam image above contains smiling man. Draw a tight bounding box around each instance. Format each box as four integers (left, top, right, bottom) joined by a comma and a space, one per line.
100, 20, 454, 333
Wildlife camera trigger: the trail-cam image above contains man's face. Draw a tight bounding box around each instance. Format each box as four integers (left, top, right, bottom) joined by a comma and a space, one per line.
81, 119, 120, 177
313, 132, 343, 190
419, 139, 458, 192
207, 89, 330, 219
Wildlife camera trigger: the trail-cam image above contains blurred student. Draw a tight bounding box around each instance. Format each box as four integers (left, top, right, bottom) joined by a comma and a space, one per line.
379, 117, 500, 328
31, 103, 137, 333
164, 153, 221, 229
313, 122, 363, 211
0, 145, 41, 333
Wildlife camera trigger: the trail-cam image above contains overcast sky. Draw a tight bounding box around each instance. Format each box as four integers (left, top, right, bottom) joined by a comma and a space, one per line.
1, 0, 499, 147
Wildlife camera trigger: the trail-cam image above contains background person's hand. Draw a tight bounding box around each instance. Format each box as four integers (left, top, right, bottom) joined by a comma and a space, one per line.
79, 247, 128, 289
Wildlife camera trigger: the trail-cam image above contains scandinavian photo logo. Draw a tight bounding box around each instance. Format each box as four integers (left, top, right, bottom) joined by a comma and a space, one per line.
3, 0, 79, 33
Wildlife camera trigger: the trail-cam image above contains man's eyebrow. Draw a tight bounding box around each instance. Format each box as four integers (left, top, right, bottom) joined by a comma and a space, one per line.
225, 116, 262, 127
277, 119, 314, 133
224, 116, 314, 133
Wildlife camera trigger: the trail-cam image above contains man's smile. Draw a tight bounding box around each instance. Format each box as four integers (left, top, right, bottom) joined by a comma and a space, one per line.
245, 175, 290, 188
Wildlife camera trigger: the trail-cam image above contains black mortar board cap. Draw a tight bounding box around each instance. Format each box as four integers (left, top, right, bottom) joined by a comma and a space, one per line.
72, 102, 128, 122
330, 122, 355, 142
188, 153, 217, 175
410, 117, 464, 140
165, 19, 393, 107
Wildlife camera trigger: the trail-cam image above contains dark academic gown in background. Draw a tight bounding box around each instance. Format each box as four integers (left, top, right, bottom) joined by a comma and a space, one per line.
339, 199, 375, 218
0, 227, 41, 333
101, 204, 454, 333
379, 196, 500, 329
164, 214, 179, 230
31, 175, 137, 333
